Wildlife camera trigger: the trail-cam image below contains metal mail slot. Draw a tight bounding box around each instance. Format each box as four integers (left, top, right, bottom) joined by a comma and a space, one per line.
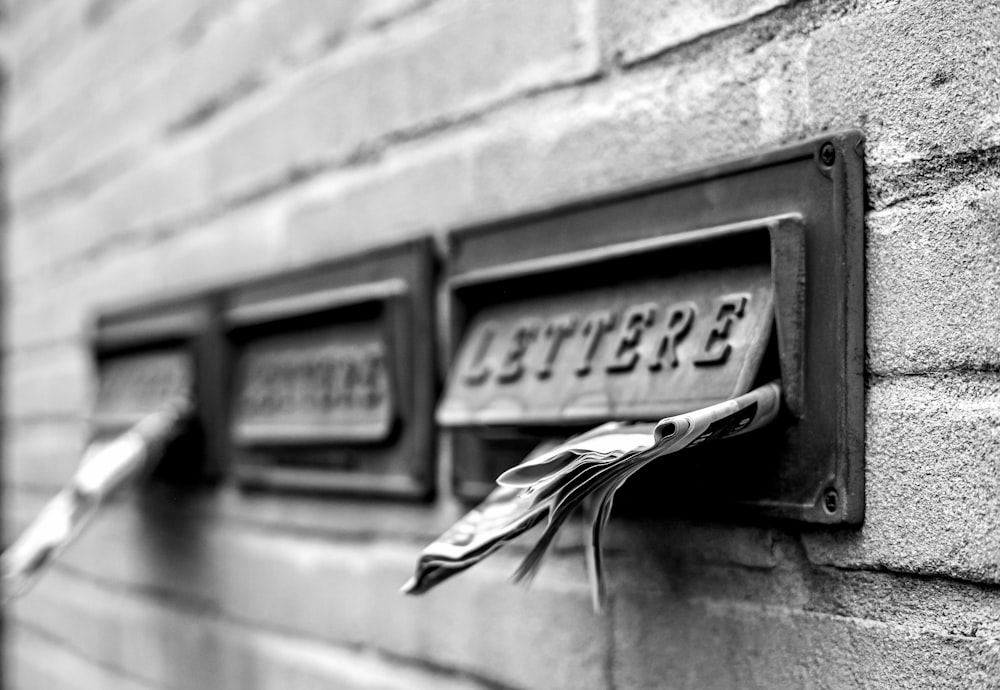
440, 132, 864, 524
224, 238, 436, 498
92, 295, 226, 483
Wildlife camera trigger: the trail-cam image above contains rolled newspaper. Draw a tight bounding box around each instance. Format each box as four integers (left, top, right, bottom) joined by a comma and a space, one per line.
1, 398, 192, 603
403, 380, 782, 610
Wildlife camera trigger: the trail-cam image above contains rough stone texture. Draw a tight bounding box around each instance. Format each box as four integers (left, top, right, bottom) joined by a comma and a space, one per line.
11, 569, 495, 690
804, 373, 1000, 584
3, 342, 91, 419
866, 180, 1000, 375
3, 418, 89, 490
6, 494, 605, 689
611, 591, 1000, 690
603, 0, 793, 64
10, 624, 158, 690
806, 1, 1000, 168
9, 0, 599, 243
3, 0, 1000, 688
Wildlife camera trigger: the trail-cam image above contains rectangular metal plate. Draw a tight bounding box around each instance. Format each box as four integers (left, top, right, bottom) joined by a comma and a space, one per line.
443, 131, 865, 525
91, 295, 226, 482
439, 230, 773, 426
225, 239, 436, 499
232, 323, 393, 444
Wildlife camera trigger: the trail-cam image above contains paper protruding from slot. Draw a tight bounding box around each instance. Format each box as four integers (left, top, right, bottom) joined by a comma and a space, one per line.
1, 399, 192, 603
402, 381, 782, 609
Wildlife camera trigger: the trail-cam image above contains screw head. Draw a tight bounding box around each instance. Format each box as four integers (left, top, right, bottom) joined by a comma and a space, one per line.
819, 142, 836, 167
823, 489, 839, 514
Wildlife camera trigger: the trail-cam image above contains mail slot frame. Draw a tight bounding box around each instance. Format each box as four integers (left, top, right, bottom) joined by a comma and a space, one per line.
91, 293, 227, 483
441, 131, 865, 525
222, 238, 437, 499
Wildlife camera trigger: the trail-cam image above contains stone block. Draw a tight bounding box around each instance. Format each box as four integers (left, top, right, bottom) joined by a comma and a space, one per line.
803, 373, 1000, 584
866, 180, 1000, 375
3, 418, 89, 489
206, 0, 598, 204
285, 135, 475, 259
12, 568, 500, 690
467, 63, 765, 223
8, 0, 224, 150
806, 0, 1000, 169
804, 568, 1000, 641
8, 623, 157, 690
11, 0, 598, 232
366, 546, 611, 690
612, 589, 999, 689
2, 342, 92, 418
602, 0, 792, 65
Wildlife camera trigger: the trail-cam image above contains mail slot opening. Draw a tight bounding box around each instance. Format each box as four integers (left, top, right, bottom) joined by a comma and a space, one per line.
90, 295, 226, 485
443, 221, 791, 500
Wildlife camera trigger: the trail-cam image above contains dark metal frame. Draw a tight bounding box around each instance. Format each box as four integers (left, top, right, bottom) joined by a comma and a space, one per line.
222, 238, 437, 500
91, 293, 228, 483
442, 131, 866, 524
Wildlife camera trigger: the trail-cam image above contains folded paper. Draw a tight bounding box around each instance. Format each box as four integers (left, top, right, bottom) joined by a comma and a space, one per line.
403, 381, 782, 611
1, 399, 191, 603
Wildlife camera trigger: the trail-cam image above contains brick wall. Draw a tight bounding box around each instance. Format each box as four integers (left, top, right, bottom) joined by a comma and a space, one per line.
2, 0, 998, 688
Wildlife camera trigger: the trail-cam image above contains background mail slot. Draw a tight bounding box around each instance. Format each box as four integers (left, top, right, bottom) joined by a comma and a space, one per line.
441, 131, 864, 525
91, 295, 226, 483
224, 238, 436, 499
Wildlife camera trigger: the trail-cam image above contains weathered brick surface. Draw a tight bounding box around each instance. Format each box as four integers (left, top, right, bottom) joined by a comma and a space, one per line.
602, 0, 793, 64
806, 0, 1000, 169
0, 2, 88, 106
804, 373, 1000, 584
11, 0, 599, 221
612, 590, 1000, 690
803, 567, 1000, 641
7, 0, 227, 156
2, 341, 91, 419
12, 568, 494, 690
10, 0, 367, 205
11, 0, 998, 298
3, 418, 89, 489
866, 180, 1000, 375
13, 494, 605, 689
8, 624, 158, 690
366, 546, 610, 690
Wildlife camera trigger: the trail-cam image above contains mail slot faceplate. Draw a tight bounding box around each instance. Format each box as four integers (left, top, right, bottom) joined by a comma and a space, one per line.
443, 131, 865, 525
224, 239, 436, 499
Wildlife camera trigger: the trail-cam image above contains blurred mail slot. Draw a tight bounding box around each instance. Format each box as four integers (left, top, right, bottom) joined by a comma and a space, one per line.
442, 132, 865, 524
95, 349, 192, 429
224, 239, 436, 498
232, 310, 395, 445
91, 295, 226, 482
